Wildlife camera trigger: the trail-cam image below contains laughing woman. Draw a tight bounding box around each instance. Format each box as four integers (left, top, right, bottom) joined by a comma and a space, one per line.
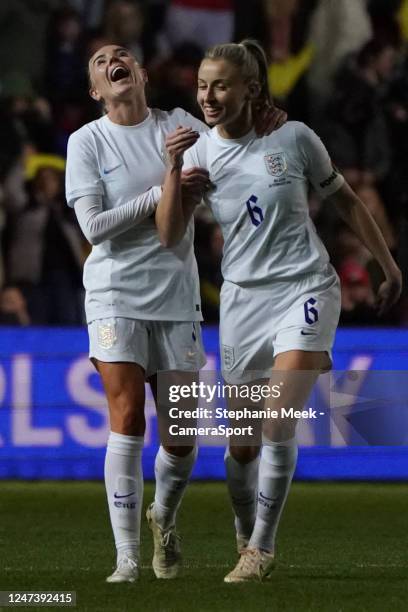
66, 44, 209, 583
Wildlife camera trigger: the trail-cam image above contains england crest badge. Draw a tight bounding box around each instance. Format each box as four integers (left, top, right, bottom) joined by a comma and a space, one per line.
264, 152, 287, 177
222, 345, 235, 370
97, 322, 117, 349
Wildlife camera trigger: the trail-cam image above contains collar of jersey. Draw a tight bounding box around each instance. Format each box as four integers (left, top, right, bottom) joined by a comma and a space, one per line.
212, 126, 256, 146
102, 109, 152, 130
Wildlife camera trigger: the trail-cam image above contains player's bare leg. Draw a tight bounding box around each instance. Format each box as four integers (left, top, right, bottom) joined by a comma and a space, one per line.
225, 350, 328, 583
97, 361, 146, 583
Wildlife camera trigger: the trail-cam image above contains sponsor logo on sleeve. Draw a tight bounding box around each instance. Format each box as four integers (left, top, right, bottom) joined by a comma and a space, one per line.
320, 169, 338, 189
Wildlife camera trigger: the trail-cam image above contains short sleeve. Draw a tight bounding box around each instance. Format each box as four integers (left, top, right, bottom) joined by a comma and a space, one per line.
294, 122, 344, 198
65, 129, 104, 207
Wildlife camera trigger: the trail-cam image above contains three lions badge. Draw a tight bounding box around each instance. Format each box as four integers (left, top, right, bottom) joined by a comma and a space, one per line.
264, 152, 287, 177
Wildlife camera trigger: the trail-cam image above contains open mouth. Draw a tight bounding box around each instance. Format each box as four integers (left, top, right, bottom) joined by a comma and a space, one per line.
110, 65, 131, 83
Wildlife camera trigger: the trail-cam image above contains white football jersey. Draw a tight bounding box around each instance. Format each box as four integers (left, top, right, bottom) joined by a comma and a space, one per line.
184, 121, 344, 285
66, 108, 206, 323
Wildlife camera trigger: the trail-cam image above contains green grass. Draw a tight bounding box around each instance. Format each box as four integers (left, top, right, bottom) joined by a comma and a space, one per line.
0, 482, 407, 611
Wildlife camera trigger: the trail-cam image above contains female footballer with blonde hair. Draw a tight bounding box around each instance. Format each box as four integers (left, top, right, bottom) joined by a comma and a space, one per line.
157, 39, 402, 583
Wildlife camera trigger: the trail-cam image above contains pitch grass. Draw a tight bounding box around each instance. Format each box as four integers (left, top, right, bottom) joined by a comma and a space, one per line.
1, 482, 407, 612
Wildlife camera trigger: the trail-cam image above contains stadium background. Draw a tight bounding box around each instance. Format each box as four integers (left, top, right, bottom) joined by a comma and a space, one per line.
0, 0, 407, 480
1, 3, 408, 610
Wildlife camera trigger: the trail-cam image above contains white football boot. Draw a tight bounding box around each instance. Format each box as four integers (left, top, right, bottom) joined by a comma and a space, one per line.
146, 503, 181, 579
106, 552, 139, 583
224, 547, 275, 583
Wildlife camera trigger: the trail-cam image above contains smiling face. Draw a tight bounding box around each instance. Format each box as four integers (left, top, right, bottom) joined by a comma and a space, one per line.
88, 44, 147, 106
197, 58, 259, 134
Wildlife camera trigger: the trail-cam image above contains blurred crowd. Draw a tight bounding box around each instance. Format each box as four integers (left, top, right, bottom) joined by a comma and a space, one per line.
0, 0, 407, 326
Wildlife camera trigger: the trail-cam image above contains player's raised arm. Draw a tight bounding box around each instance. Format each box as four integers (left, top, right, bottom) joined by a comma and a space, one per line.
180, 166, 213, 224
325, 182, 402, 314
155, 127, 210, 247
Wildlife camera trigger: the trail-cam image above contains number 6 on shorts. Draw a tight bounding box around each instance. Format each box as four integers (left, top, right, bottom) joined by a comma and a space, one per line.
304, 297, 318, 324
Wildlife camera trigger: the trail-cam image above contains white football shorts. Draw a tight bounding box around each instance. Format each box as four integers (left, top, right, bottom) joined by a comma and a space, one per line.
219, 265, 341, 383
88, 318, 206, 377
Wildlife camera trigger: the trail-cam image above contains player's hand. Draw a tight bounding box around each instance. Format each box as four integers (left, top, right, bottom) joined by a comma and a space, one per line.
253, 101, 287, 136
376, 269, 402, 316
181, 167, 213, 205
165, 126, 200, 169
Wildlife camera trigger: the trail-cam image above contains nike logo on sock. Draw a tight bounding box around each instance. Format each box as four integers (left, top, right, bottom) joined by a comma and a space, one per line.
259, 492, 279, 503
114, 491, 135, 499
301, 330, 316, 336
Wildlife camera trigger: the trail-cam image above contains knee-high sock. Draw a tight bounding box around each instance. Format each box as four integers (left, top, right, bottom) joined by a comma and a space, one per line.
249, 437, 298, 553
104, 432, 144, 560
224, 448, 259, 540
153, 445, 197, 530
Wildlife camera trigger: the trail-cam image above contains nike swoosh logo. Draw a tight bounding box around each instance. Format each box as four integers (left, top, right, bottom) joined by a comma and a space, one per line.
187, 351, 197, 358
114, 491, 135, 499
259, 492, 278, 502
103, 165, 120, 175
301, 330, 316, 336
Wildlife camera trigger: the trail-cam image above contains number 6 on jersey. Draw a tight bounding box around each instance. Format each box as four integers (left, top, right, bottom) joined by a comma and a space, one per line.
246, 195, 264, 227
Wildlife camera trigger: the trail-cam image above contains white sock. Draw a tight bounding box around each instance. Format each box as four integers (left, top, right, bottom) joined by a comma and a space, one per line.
249, 437, 298, 553
104, 431, 144, 562
224, 448, 259, 540
153, 445, 197, 530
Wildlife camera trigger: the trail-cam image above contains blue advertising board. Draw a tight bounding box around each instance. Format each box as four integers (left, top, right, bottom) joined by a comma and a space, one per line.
0, 326, 408, 480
